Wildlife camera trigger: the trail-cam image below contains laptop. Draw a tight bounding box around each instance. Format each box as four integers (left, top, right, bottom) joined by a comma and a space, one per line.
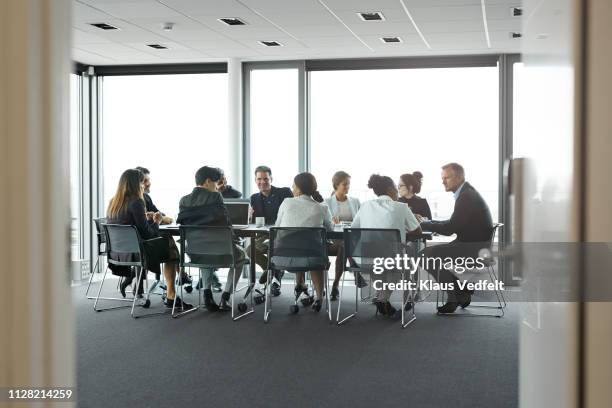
225, 202, 250, 228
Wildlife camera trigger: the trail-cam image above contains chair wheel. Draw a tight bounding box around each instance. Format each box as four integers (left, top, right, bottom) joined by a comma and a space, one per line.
141, 299, 151, 308
254, 295, 265, 305
300, 296, 314, 307
290, 305, 299, 314
238, 303, 247, 313
184, 285, 193, 294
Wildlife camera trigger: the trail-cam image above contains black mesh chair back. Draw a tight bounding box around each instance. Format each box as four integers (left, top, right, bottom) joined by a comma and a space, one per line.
93, 217, 107, 255
102, 224, 145, 267
179, 225, 235, 268
268, 227, 328, 272
343, 228, 402, 272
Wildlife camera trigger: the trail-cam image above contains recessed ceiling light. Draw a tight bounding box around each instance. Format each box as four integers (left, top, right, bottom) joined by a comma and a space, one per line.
147, 44, 168, 49
218, 17, 247, 26
381, 36, 402, 43
89, 23, 119, 30
510, 6, 523, 17
509, 32, 522, 39
357, 12, 385, 21
258, 40, 282, 47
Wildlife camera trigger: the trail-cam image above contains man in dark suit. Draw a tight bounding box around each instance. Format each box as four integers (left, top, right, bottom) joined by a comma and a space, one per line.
420, 163, 493, 314
248, 165, 293, 296
177, 166, 246, 312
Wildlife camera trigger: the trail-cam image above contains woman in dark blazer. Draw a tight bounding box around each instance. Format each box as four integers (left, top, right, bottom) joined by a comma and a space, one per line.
106, 168, 191, 310
398, 172, 432, 220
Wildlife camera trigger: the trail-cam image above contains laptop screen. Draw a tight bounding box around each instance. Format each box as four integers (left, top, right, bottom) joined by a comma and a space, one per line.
225, 202, 249, 225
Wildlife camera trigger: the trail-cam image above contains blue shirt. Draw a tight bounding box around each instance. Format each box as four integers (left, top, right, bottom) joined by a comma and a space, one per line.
453, 182, 466, 201
250, 186, 293, 224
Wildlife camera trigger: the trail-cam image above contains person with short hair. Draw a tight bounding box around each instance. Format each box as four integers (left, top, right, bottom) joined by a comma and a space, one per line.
351, 174, 421, 317
248, 165, 293, 296
216, 168, 242, 199
324, 171, 362, 300
274, 172, 333, 312
398, 172, 432, 219
106, 168, 191, 310
177, 166, 247, 312
420, 163, 494, 314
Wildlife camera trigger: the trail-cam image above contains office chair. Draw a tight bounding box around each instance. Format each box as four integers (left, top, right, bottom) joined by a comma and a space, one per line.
435, 222, 507, 317
336, 228, 416, 328
85, 217, 107, 299
263, 227, 332, 323
96, 224, 167, 318
175, 225, 252, 321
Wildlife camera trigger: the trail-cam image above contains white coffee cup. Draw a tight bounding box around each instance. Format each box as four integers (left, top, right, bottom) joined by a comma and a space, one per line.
255, 217, 265, 227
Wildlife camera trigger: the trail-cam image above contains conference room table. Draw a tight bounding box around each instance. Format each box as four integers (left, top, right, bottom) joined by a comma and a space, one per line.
159, 224, 432, 287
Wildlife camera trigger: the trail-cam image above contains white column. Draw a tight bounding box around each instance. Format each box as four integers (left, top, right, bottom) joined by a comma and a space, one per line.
0, 0, 74, 397
227, 58, 243, 192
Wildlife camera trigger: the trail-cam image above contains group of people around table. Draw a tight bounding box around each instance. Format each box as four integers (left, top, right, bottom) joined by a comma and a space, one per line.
105, 162, 493, 318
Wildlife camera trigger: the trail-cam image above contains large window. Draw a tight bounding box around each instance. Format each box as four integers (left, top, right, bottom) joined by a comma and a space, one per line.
310, 67, 500, 221
248, 68, 299, 191
69, 74, 81, 260
102, 74, 229, 218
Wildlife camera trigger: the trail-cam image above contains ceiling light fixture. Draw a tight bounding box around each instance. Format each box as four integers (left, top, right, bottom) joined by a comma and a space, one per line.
258, 40, 282, 47
381, 37, 402, 43
357, 12, 385, 21
218, 17, 247, 26
89, 23, 119, 30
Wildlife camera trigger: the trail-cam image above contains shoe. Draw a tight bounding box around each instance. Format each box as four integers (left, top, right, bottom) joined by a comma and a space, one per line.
166, 296, 193, 311
271, 282, 281, 297
459, 293, 472, 309
330, 284, 339, 301
211, 272, 223, 293
178, 271, 192, 286
356, 273, 367, 288
437, 301, 459, 314
374, 301, 396, 317
294, 283, 308, 297
258, 270, 269, 285
458, 288, 474, 308
312, 299, 322, 312
218, 292, 231, 312
203, 289, 219, 312
119, 275, 133, 298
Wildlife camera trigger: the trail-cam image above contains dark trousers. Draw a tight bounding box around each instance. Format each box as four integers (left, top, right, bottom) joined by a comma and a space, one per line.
419, 241, 489, 302
246, 235, 283, 281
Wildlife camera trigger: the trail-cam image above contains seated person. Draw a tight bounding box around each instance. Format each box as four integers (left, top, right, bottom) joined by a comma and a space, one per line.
216, 168, 243, 199
274, 172, 333, 312
351, 174, 421, 317
323, 171, 362, 300
177, 166, 247, 312
398, 172, 432, 219
248, 165, 293, 296
106, 168, 191, 310
420, 163, 493, 314
136, 166, 174, 224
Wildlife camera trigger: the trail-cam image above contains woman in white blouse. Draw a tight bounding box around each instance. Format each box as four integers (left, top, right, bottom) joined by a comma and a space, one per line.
324, 171, 361, 300
352, 174, 421, 317
275, 172, 333, 312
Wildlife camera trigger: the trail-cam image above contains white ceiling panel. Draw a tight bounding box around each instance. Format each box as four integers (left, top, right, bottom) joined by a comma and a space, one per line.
72, 0, 522, 65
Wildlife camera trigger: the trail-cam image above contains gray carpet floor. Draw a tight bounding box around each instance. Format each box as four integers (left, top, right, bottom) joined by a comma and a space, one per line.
75, 277, 518, 408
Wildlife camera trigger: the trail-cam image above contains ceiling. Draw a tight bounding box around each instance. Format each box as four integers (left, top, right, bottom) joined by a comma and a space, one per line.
73, 0, 522, 66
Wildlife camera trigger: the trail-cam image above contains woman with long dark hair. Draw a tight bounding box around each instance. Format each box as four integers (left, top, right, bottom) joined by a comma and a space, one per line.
274, 172, 333, 312
107, 168, 191, 310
